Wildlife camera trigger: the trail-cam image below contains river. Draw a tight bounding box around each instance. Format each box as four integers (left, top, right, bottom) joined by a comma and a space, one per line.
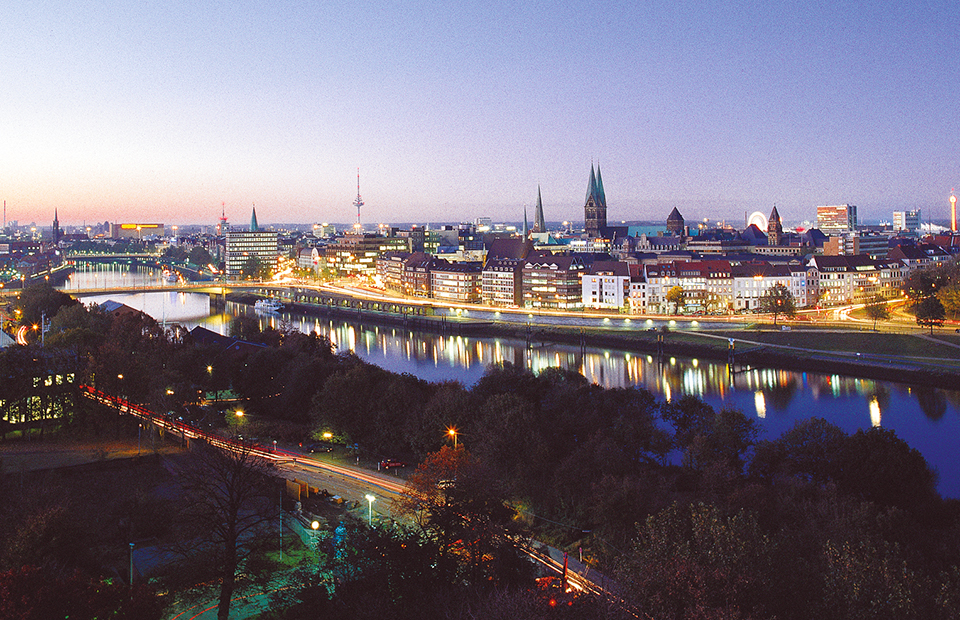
63, 266, 960, 498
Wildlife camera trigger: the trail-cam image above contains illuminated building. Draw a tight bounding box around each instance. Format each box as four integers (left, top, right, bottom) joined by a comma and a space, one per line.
109, 223, 164, 239
893, 209, 921, 234
816, 204, 857, 234
522, 255, 585, 309
225, 207, 279, 278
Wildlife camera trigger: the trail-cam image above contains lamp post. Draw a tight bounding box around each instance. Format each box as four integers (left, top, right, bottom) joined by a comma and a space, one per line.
448, 428, 457, 448
364, 494, 375, 526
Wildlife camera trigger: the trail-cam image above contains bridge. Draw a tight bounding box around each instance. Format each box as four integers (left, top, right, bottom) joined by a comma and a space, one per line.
65, 253, 160, 260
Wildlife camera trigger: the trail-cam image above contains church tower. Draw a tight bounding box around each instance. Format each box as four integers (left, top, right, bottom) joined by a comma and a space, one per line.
250, 205, 259, 232
52, 209, 61, 245
666, 207, 685, 235
767, 205, 783, 246
584, 164, 607, 237
533, 186, 546, 233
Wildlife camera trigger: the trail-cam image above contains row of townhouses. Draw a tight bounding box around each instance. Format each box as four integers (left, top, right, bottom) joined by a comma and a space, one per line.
374, 244, 940, 314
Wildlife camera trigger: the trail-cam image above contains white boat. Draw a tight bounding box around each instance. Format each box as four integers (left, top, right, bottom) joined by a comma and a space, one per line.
162, 270, 179, 283
255, 299, 284, 313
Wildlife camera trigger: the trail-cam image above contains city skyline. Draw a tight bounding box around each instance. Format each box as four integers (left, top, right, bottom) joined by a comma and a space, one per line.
2, 1, 958, 227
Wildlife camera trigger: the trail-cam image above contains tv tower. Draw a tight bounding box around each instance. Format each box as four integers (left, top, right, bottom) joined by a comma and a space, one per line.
353, 168, 364, 231
951, 189, 957, 232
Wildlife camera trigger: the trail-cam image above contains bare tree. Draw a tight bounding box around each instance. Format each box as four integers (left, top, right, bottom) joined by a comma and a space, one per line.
865, 295, 890, 330
172, 440, 277, 620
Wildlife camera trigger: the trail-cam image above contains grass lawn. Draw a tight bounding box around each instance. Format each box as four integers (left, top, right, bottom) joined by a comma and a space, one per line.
666, 329, 960, 362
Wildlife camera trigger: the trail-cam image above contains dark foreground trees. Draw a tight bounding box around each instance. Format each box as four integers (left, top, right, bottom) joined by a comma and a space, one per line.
0, 565, 163, 620
170, 441, 278, 620
395, 446, 534, 588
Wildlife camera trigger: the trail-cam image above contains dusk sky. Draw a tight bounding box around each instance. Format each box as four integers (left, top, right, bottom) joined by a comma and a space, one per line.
2, 1, 958, 228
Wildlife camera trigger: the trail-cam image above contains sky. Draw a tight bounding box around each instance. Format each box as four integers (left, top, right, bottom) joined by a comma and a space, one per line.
2, 0, 959, 228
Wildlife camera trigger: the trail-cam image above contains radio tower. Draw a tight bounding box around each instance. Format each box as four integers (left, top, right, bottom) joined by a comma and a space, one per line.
951, 189, 957, 232
353, 168, 364, 232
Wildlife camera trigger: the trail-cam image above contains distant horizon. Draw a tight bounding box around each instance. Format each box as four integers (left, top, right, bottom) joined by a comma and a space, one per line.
16, 197, 960, 231
3, 2, 957, 229
33, 215, 960, 232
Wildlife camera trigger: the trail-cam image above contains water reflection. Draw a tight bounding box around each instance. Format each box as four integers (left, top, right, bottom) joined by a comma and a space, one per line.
56, 274, 960, 498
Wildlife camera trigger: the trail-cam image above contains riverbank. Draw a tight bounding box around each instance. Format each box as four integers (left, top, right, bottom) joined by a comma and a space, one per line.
234, 291, 960, 390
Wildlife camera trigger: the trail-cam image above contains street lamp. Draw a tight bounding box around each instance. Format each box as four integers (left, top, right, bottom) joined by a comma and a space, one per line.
448, 427, 458, 448
364, 493, 375, 526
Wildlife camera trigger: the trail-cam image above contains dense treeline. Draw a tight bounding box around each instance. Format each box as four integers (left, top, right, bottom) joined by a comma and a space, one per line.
6, 284, 960, 618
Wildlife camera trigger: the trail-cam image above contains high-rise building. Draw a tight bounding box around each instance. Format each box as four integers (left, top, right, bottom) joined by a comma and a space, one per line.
584, 164, 607, 238
225, 207, 279, 278
816, 204, 857, 234
893, 210, 921, 233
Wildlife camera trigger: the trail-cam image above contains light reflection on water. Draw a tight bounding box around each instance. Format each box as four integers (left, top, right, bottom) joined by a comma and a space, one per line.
60, 274, 960, 498
250, 306, 960, 499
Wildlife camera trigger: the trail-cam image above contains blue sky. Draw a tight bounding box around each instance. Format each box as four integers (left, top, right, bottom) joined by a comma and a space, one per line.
2, 0, 958, 227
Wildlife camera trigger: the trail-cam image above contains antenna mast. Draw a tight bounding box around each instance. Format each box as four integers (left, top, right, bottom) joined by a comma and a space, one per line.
353, 168, 364, 230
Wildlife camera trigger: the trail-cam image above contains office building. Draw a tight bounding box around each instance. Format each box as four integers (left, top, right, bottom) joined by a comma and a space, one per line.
893, 210, 921, 233
816, 204, 857, 234
225, 207, 279, 278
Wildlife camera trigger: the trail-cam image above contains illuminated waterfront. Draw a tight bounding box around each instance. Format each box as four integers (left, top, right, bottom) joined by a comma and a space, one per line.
62, 270, 960, 497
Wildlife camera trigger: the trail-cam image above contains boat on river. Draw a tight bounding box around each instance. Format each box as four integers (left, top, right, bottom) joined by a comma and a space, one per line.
255, 299, 284, 313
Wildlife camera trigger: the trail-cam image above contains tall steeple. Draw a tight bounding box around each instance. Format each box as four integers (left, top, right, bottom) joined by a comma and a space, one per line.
52, 209, 61, 244
584, 163, 607, 238
522, 205, 529, 238
767, 204, 783, 246
595, 164, 606, 207
533, 186, 546, 233
250, 205, 259, 232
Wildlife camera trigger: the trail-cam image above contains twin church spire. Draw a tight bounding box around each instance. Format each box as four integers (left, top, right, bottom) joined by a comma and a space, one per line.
523, 164, 607, 238
584, 163, 607, 237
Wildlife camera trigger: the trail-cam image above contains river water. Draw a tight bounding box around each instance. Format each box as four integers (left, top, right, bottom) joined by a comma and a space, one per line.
63, 267, 960, 498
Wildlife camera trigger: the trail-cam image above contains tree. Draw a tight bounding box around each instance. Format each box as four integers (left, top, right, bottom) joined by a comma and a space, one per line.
240, 256, 271, 280
15, 283, 79, 326
187, 246, 213, 267
0, 565, 163, 620
621, 502, 776, 620
172, 441, 277, 620
836, 427, 938, 515
938, 284, 960, 320
864, 295, 890, 330
914, 296, 945, 334
395, 446, 534, 588
750, 417, 847, 485
665, 286, 686, 315
759, 282, 796, 326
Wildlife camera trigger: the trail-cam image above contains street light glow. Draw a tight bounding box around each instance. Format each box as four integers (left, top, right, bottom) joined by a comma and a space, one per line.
365, 494, 375, 526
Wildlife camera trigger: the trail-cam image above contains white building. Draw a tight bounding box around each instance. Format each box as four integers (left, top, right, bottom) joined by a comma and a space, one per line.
582, 261, 631, 309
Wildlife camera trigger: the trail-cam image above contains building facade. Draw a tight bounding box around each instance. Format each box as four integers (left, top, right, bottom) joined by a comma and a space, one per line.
582, 261, 631, 309
431, 262, 482, 303
225, 230, 280, 278
481, 257, 525, 307
522, 255, 585, 309
893, 210, 921, 234
816, 204, 858, 234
